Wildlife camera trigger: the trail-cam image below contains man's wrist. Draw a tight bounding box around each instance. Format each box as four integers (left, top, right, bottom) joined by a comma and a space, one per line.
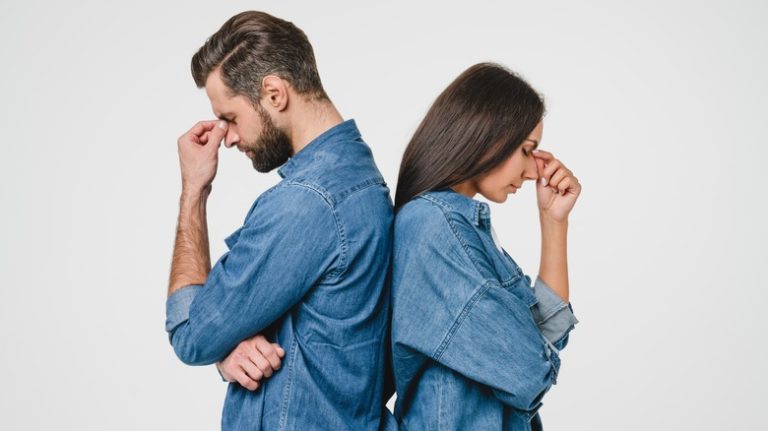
181, 184, 211, 203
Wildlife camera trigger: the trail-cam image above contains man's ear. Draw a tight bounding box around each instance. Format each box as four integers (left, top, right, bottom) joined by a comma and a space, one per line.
261, 75, 289, 112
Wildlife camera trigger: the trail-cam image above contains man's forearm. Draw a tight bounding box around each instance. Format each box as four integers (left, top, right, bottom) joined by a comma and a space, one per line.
538, 215, 569, 303
168, 186, 212, 296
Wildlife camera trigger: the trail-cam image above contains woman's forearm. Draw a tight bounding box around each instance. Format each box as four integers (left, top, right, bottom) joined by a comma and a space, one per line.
538, 214, 569, 302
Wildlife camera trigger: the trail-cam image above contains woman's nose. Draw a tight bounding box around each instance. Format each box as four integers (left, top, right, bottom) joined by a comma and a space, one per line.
524, 158, 539, 181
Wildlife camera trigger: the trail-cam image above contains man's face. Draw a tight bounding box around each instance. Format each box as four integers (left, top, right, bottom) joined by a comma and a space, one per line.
204, 68, 293, 172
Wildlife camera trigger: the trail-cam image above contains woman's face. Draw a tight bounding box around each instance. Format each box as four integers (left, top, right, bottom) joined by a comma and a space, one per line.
454, 120, 543, 203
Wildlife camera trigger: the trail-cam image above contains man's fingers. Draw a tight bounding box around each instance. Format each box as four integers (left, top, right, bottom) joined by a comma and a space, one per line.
245, 342, 274, 377
189, 120, 219, 138
206, 121, 229, 148
254, 336, 282, 370
233, 369, 260, 392
273, 343, 285, 358
240, 358, 265, 381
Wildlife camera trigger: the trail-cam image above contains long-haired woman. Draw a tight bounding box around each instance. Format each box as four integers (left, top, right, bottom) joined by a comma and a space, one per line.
390, 63, 581, 430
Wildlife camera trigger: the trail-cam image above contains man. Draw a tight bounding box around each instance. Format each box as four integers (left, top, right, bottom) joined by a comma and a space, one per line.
165, 11, 395, 430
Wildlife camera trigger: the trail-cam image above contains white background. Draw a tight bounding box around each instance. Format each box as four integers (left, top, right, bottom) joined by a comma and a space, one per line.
1, 1, 766, 429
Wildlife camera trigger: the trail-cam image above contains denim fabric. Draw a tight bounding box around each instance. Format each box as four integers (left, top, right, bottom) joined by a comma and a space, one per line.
165, 120, 397, 430
391, 188, 578, 431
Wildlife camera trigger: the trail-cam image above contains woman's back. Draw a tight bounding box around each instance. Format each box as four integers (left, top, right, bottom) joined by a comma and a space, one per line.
390, 188, 577, 430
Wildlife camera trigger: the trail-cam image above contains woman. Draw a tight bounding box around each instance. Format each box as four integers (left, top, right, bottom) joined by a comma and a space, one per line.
390, 63, 581, 430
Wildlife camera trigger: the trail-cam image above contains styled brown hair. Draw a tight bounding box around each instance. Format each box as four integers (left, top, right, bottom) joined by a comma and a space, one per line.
191, 11, 327, 105
394, 63, 546, 212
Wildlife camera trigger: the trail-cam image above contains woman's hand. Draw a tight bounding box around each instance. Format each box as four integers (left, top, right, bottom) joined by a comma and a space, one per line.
533, 150, 581, 223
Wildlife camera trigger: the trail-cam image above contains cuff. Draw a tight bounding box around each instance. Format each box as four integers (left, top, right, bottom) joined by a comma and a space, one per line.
530, 276, 578, 348
165, 284, 204, 338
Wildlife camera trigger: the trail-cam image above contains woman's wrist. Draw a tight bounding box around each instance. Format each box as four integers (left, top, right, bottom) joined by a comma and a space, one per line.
539, 211, 569, 229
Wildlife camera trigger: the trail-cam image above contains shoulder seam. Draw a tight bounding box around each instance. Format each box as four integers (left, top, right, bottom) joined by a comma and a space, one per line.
272, 181, 348, 281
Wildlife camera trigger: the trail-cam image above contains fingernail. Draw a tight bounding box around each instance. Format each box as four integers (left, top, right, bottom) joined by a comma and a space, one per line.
533, 149, 541, 153
540, 177, 548, 186
218, 120, 228, 129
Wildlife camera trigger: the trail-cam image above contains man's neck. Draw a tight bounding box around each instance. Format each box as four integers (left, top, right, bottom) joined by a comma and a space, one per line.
289, 99, 344, 155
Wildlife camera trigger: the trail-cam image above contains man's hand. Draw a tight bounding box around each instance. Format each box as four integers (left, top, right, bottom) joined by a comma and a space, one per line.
177, 120, 229, 193
217, 335, 286, 391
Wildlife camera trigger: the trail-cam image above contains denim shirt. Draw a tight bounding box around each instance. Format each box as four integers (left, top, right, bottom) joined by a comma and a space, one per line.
390, 188, 578, 431
165, 120, 396, 430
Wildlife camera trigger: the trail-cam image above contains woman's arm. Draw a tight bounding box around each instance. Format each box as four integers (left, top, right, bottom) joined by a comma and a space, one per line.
532, 149, 581, 303
539, 216, 569, 302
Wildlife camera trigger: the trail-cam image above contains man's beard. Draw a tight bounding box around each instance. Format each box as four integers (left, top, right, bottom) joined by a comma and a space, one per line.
243, 106, 293, 173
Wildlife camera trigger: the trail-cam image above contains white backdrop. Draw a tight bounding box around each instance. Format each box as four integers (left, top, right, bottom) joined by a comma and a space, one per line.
1, 1, 766, 429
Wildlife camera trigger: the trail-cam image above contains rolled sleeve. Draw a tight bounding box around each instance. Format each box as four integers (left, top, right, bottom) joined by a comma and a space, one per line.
164, 184, 339, 366
529, 276, 579, 351
165, 284, 203, 338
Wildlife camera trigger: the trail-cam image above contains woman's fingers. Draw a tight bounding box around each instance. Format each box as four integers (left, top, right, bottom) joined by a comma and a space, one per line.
532, 149, 554, 160
548, 167, 571, 191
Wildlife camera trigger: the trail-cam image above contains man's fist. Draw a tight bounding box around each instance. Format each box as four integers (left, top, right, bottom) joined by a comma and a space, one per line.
217, 334, 286, 391
177, 120, 229, 192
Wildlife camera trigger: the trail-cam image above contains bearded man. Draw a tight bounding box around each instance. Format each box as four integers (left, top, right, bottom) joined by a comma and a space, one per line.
165, 11, 395, 430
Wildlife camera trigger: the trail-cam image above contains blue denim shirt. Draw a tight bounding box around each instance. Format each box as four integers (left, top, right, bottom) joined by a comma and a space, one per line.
165, 120, 396, 430
390, 188, 578, 431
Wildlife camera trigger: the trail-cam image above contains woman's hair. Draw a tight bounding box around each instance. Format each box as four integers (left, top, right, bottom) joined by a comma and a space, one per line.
394, 62, 545, 212
191, 11, 327, 106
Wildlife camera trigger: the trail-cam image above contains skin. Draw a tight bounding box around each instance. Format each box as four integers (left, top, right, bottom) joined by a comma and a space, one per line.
169, 67, 343, 391
452, 120, 581, 302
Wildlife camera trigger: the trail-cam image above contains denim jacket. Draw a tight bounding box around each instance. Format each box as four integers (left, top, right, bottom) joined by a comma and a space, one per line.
390, 188, 578, 430
165, 120, 395, 430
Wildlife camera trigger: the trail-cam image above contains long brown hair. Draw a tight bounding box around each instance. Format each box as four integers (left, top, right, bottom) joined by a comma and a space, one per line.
394, 63, 545, 212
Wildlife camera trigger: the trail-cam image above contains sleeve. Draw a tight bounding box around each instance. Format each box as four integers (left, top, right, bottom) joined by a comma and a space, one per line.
392, 212, 562, 415
434, 279, 561, 414
527, 275, 579, 351
164, 184, 340, 365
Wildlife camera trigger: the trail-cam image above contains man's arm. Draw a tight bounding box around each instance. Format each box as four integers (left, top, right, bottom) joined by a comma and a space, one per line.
168, 187, 212, 296
167, 120, 226, 297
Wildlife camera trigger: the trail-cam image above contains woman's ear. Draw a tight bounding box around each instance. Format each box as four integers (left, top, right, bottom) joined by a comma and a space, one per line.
261, 75, 289, 112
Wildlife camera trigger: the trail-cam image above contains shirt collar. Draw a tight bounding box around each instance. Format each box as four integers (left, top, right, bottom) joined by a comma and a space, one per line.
277, 119, 361, 179
421, 187, 492, 229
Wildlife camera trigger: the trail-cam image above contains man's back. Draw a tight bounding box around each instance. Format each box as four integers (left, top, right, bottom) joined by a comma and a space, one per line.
167, 119, 393, 430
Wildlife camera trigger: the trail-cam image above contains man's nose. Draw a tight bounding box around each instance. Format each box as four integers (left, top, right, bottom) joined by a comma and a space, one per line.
224, 131, 239, 148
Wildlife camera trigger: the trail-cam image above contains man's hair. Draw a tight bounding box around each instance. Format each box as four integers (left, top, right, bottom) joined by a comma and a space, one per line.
191, 11, 328, 105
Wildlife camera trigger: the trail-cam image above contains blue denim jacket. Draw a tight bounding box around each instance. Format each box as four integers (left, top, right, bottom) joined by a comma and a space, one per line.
165, 120, 396, 430
390, 188, 578, 430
